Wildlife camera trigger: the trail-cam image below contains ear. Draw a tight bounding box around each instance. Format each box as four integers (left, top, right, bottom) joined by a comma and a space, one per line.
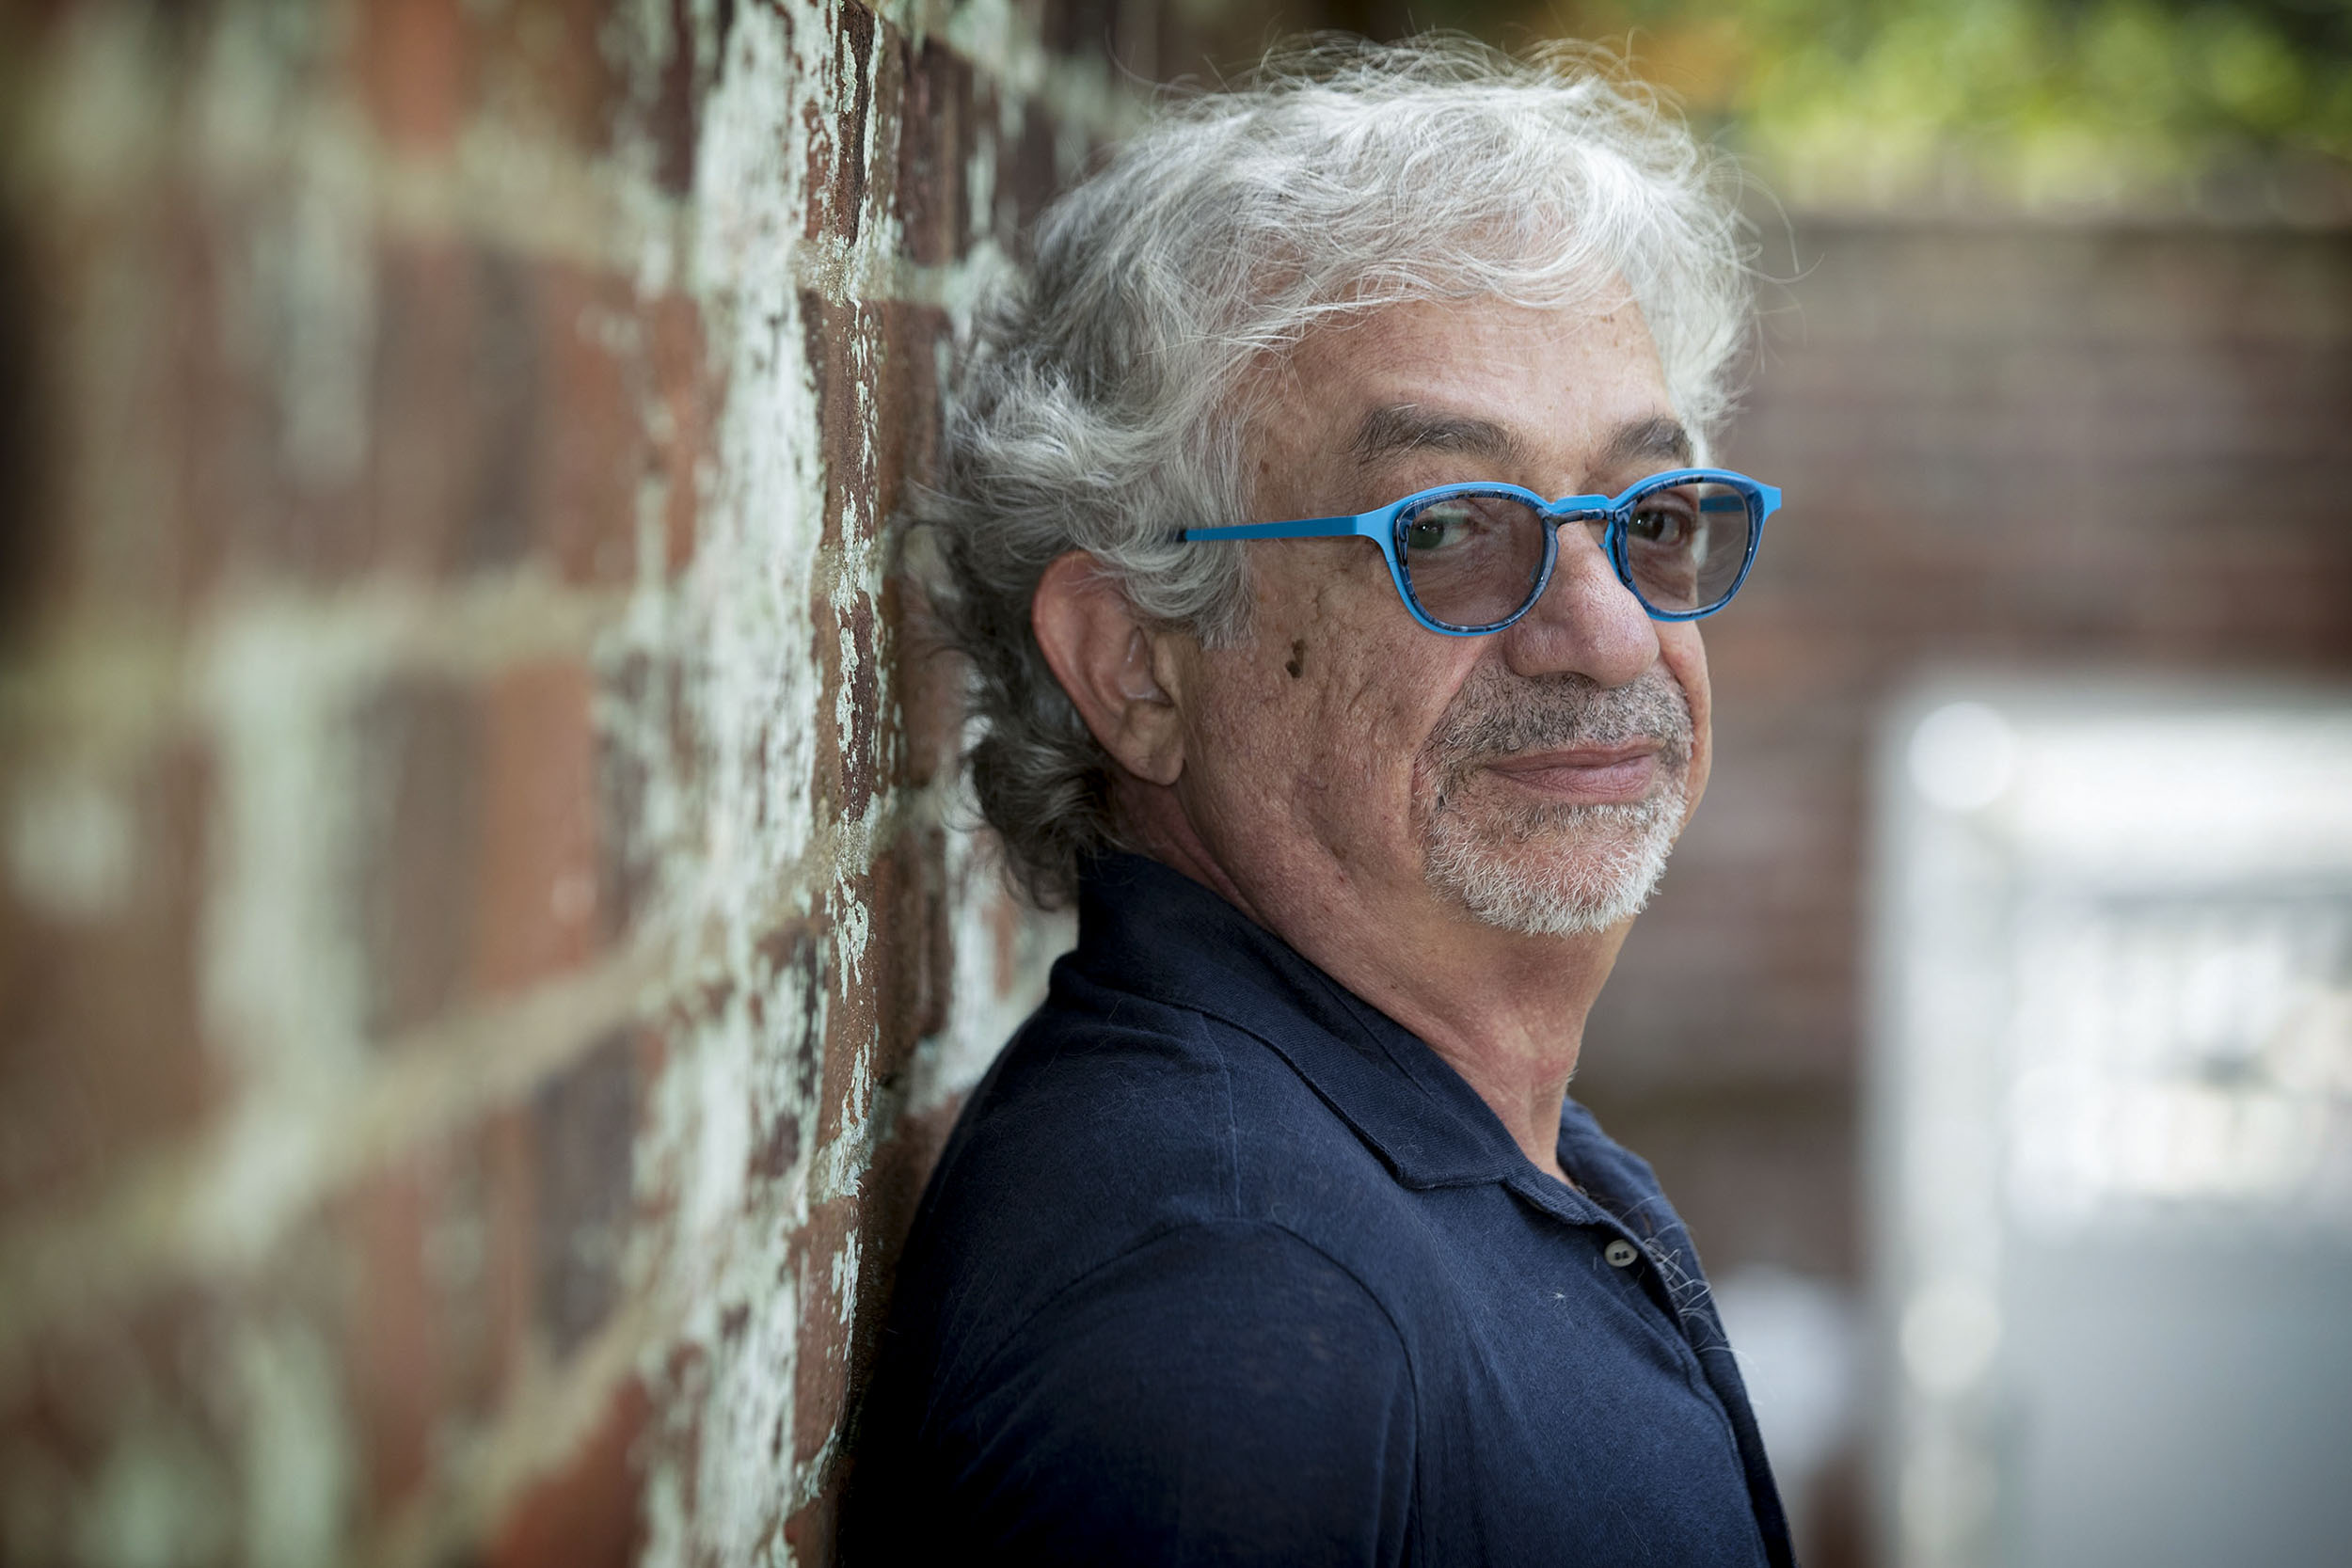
1031, 551, 1187, 787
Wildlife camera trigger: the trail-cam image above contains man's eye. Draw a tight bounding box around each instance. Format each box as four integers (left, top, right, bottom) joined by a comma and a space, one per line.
1406, 510, 1474, 552
1626, 504, 1693, 546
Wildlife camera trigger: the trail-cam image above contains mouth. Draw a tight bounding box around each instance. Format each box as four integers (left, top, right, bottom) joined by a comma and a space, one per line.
1478, 742, 1665, 806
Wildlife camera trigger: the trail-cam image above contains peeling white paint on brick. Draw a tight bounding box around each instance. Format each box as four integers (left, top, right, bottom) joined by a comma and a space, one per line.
620, 0, 1107, 1544
911, 797, 1073, 1118
628, 0, 846, 1558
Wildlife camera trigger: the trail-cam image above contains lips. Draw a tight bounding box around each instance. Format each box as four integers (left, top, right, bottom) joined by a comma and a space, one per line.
1480, 743, 1663, 805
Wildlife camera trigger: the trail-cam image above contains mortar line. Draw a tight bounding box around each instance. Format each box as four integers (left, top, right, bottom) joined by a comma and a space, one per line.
358, 1290, 670, 1568
0, 571, 630, 759
0, 937, 675, 1390
0, 759, 961, 1386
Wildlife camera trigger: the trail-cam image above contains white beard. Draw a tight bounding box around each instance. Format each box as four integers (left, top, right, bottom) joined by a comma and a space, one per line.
1414, 666, 1693, 937
1422, 783, 1685, 937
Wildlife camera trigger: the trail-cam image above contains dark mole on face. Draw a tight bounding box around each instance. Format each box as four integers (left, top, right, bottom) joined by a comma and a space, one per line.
1286, 640, 1306, 680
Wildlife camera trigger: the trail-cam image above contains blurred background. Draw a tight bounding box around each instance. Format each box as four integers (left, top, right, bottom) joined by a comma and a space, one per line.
1, 1, 2346, 1564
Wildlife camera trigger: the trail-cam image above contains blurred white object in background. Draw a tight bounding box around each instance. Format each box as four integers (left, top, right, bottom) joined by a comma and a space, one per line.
1873, 684, 2352, 1568
1713, 1264, 1859, 1547
1908, 702, 2019, 813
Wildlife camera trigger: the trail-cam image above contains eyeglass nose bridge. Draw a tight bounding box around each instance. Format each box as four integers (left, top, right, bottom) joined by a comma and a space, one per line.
1537, 499, 1621, 551
1522, 503, 1649, 623
1539, 503, 1627, 566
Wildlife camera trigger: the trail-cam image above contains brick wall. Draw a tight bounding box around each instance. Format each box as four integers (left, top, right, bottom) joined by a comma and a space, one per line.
1579, 217, 2352, 1560
0, 2, 1260, 1562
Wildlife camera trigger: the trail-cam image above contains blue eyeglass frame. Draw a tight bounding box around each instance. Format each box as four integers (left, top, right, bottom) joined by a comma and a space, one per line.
1176, 467, 1781, 637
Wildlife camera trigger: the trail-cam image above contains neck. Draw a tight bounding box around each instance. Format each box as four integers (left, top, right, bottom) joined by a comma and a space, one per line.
1128, 792, 1628, 1182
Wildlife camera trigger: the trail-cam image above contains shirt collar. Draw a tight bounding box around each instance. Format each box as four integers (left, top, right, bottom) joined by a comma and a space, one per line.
1074, 853, 1543, 1191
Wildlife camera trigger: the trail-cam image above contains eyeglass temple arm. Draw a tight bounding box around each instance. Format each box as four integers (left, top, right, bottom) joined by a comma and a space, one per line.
1174, 514, 1386, 544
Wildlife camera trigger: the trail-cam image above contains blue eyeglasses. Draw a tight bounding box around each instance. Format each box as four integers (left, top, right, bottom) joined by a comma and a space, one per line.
1177, 467, 1780, 636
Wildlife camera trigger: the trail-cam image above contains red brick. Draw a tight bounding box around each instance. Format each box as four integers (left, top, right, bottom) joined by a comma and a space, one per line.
1006, 100, 1066, 250
357, 0, 470, 154
32, 182, 274, 614
472, 661, 606, 997
803, 2, 880, 244
532, 1032, 636, 1360
346, 1161, 437, 1510
484, 1376, 646, 1568
355, 0, 617, 162
454, 248, 542, 570
784, 1492, 841, 1566
358, 240, 546, 578
357, 673, 482, 1041
790, 1195, 860, 1472
155, 190, 255, 616
361, 239, 480, 578
533, 265, 643, 585
532, 277, 713, 588
637, 0, 707, 197
363, 250, 707, 589
830, 831, 949, 1096
892, 40, 976, 266
340, 1112, 536, 1522
0, 740, 215, 1212
874, 300, 949, 517
471, 0, 617, 158
803, 291, 889, 825
891, 578, 968, 792
0, 202, 58, 645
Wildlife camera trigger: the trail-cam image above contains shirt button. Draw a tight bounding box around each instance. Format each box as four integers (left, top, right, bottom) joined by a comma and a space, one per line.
1604, 1238, 1641, 1269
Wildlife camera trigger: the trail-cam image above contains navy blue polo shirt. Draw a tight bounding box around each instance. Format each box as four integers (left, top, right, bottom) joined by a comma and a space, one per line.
847, 853, 1793, 1566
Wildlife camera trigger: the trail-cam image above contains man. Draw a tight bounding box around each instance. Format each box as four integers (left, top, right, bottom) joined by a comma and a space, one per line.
848, 38, 1793, 1566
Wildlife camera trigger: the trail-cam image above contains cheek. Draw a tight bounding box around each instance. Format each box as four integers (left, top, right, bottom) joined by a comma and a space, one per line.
1658, 625, 1713, 793
1286, 581, 1457, 782
1191, 594, 1460, 832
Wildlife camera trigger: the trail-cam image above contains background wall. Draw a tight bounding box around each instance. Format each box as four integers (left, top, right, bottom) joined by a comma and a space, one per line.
0, 2, 1260, 1562
1579, 219, 2352, 1562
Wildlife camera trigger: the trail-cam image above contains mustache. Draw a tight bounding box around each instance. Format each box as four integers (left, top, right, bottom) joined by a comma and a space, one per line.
1423, 667, 1694, 774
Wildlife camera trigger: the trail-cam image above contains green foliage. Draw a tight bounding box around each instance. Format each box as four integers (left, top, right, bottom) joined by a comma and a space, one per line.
1413, 0, 2352, 208
1716, 0, 2350, 203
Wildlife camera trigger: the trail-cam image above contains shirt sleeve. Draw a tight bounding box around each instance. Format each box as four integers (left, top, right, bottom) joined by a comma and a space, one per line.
926, 1219, 1416, 1568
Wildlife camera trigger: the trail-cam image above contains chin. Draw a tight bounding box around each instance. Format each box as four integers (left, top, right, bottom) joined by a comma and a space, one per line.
1422, 788, 1684, 938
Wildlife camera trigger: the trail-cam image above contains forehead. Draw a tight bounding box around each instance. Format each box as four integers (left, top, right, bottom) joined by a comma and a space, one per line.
1258, 291, 1678, 481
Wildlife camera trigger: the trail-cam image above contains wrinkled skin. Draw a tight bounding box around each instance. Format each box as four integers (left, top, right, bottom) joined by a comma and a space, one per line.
1031, 291, 1713, 1180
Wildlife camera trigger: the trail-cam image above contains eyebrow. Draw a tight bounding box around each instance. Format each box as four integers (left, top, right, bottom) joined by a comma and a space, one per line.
1596, 415, 1694, 471
1349, 405, 1694, 481
1349, 404, 1527, 467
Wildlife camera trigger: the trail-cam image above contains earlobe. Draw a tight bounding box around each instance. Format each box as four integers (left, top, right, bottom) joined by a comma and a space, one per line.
1031, 551, 1188, 787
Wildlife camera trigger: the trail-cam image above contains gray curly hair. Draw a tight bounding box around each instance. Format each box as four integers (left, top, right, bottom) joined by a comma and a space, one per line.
921, 35, 1753, 907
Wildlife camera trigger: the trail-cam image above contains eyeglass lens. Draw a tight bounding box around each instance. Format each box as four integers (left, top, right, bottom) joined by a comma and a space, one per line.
1397, 482, 1753, 627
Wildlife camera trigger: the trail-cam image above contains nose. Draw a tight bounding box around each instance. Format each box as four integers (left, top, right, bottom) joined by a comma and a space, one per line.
1496, 519, 1660, 686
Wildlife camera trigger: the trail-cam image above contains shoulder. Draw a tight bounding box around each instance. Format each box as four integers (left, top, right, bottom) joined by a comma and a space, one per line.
874, 968, 1427, 1396
914, 963, 1385, 1289
988, 1217, 1410, 1387
863, 1218, 1417, 1567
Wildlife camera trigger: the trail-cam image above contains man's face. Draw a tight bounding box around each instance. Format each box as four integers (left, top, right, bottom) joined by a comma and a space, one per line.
1167, 291, 1713, 942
